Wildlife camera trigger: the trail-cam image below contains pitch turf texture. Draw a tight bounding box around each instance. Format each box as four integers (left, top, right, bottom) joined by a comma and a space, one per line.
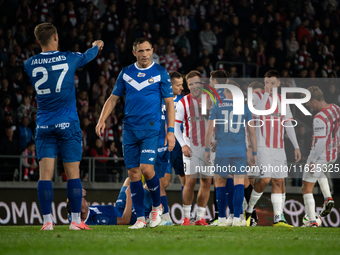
1, 226, 340, 255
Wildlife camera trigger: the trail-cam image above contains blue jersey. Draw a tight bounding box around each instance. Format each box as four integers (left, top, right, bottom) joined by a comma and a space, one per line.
24, 47, 98, 126
216, 88, 225, 101
209, 98, 253, 157
112, 62, 173, 131
159, 95, 183, 146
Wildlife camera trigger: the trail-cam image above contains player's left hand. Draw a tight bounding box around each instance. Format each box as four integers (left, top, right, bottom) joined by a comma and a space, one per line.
294, 148, 301, 162
252, 155, 257, 166
205, 151, 210, 164
164, 132, 175, 151
211, 140, 217, 152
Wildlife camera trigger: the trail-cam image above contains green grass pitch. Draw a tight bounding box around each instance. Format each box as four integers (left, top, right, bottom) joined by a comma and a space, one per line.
1, 225, 340, 255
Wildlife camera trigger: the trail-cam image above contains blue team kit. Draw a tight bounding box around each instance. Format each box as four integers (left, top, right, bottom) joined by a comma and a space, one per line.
209, 98, 253, 176
112, 62, 173, 169
24, 47, 99, 162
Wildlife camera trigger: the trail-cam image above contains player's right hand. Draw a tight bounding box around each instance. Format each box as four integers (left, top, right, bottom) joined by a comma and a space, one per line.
95, 120, 106, 137
92, 40, 104, 50
252, 155, 257, 166
182, 145, 192, 157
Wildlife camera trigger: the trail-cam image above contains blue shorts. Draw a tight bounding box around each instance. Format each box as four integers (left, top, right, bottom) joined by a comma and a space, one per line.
35, 120, 82, 163
154, 145, 170, 178
214, 156, 247, 177
169, 141, 184, 176
122, 129, 160, 170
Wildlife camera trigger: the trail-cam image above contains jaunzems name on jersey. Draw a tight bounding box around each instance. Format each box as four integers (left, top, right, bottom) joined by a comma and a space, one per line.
31, 55, 66, 65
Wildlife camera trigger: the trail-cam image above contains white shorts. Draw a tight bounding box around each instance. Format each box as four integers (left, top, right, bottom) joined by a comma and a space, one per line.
183, 147, 213, 177
303, 160, 335, 183
257, 147, 288, 179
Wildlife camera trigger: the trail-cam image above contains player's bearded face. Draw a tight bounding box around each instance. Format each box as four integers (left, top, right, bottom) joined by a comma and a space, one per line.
133, 42, 153, 68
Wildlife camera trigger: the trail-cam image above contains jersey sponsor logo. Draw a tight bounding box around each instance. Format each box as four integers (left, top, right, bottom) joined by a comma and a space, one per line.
188, 116, 208, 121
148, 77, 155, 84
157, 147, 168, 153
37, 125, 48, 129
314, 126, 324, 132
31, 55, 66, 65
55, 122, 70, 129
149, 158, 154, 161
141, 149, 155, 154
131, 193, 137, 197
89, 207, 102, 214
149, 185, 159, 191
137, 72, 146, 77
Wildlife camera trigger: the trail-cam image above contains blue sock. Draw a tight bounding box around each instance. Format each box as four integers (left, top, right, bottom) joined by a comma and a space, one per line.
145, 174, 161, 207
161, 195, 169, 214
67, 178, 82, 213
226, 178, 234, 214
181, 186, 184, 203
130, 180, 145, 218
233, 184, 245, 218
37, 180, 53, 215
216, 187, 227, 218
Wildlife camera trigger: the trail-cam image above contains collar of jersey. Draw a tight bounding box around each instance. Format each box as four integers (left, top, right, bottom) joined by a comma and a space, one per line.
173, 95, 177, 100
40, 51, 59, 55
134, 61, 154, 70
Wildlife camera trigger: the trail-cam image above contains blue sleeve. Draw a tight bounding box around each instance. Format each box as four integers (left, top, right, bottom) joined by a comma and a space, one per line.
112, 69, 125, 97
93, 214, 117, 225
72, 46, 99, 68
245, 104, 253, 122
209, 103, 218, 120
159, 68, 173, 99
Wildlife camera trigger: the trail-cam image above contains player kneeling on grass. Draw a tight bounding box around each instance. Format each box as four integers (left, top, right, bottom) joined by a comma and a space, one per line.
205, 74, 257, 227
301, 86, 338, 227
67, 178, 153, 226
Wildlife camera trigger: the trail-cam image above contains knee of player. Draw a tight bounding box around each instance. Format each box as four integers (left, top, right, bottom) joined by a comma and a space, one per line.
200, 178, 212, 189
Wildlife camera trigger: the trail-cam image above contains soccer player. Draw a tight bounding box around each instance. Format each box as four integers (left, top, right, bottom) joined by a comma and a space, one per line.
24, 23, 103, 230
245, 70, 301, 227
161, 71, 185, 191
205, 71, 257, 226
302, 86, 339, 227
95, 38, 175, 229
67, 178, 153, 226
175, 70, 213, 226
244, 81, 264, 226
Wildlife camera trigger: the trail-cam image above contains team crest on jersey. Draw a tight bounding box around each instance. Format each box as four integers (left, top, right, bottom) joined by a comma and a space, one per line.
148, 77, 155, 84
137, 72, 146, 77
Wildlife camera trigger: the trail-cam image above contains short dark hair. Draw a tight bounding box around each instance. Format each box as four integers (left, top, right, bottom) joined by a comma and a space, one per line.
210, 70, 230, 79
264, 70, 280, 78
34, 23, 57, 46
248, 82, 264, 90
133, 37, 152, 51
185, 70, 201, 81
169, 71, 182, 80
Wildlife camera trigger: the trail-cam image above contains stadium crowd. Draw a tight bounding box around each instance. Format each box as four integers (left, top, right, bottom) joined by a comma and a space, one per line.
0, 0, 340, 183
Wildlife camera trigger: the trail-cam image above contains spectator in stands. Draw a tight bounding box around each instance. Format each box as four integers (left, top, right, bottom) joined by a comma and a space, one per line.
90, 138, 109, 182
286, 30, 299, 59
0, 127, 20, 181
160, 44, 182, 72
199, 21, 217, 54
174, 25, 191, 55
18, 116, 32, 151
0, 95, 15, 122
0, 112, 16, 139
92, 75, 108, 104
106, 140, 124, 183
21, 141, 37, 181
16, 93, 37, 124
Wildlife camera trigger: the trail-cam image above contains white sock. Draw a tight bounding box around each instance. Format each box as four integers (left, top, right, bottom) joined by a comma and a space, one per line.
243, 197, 248, 212
162, 212, 171, 221
137, 216, 146, 222
228, 213, 234, 219
43, 214, 52, 225
71, 212, 81, 225
318, 173, 332, 200
271, 193, 283, 223
303, 193, 316, 223
282, 193, 286, 214
196, 206, 206, 221
246, 190, 263, 213
183, 204, 191, 219
233, 217, 240, 222
218, 217, 226, 222
240, 213, 245, 221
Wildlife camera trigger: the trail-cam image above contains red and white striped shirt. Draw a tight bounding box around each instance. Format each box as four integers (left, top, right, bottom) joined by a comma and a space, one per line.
253, 90, 293, 149
175, 94, 207, 147
310, 104, 340, 162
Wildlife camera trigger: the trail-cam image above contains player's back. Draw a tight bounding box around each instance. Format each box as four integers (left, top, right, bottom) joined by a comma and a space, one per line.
24, 50, 91, 125
211, 98, 252, 157
86, 205, 121, 225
